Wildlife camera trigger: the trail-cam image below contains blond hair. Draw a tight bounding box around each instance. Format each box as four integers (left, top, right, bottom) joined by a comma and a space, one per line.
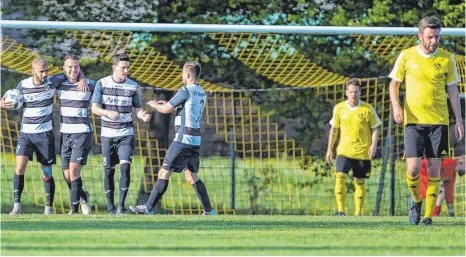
183, 61, 201, 80
345, 78, 360, 89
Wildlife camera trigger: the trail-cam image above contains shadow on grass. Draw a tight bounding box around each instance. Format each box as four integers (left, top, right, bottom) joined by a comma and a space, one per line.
2, 245, 464, 252
1, 218, 465, 231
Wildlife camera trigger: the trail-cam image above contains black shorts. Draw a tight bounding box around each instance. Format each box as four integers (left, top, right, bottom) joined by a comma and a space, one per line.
335, 156, 371, 179
60, 132, 93, 169
404, 124, 449, 158
162, 141, 200, 173
16, 131, 56, 166
101, 135, 135, 168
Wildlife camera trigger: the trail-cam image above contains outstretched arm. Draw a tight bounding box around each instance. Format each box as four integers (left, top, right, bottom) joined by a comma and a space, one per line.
148, 86, 188, 114
147, 101, 175, 114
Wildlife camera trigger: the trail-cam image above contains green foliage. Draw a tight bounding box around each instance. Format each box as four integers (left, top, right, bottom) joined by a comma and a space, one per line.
2, 0, 465, 155
1, 70, 28, 95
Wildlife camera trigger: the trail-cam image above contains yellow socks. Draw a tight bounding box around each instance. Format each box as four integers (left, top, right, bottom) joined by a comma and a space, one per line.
335, 172, 347, 213
406, 174, 421, 203
354, 178, 366, 215
424, 176, 441, 219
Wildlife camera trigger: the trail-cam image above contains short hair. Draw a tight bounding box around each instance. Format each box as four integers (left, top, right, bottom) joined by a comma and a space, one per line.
419, 16, 442, 33
113, 53, 130, 65
32, 57, 47, 68
64, 54, 79, 62
183, 61, 201, 80
345, 78, 360, 89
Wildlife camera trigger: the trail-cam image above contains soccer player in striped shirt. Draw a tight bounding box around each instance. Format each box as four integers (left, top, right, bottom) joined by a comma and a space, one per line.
2, 57, 88, 215
129, 61, 215, 215
389, 16, 463, 225
326, 78, 382, 216
91, 53, 151, 215
57, 54, 94, 215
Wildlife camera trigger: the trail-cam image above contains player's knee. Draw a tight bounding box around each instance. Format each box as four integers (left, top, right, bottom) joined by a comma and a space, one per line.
185, 172, 199, 185
15, 157, 28, 175
354, 178, 365, 186
158, 169, 172, 180
63, 174, 71, 183
335, 172, 346, 180
41, 166, 53, 181
69, 163, 81, 178
406, 165, 420, 175
185, 177, 196, 185
120, 160, 131, 165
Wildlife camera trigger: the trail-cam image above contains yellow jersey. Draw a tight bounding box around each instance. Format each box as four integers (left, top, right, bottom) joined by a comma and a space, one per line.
389, 45, 460, 125
330, 100, 382, 160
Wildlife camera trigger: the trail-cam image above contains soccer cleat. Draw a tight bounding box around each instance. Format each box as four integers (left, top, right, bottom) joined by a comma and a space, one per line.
67, 210, 78, 216
116, 207, 128, 215
202, 209, 217, 216
80, 191, 92, 215
108, 209, 116, 215
44, 206, 54, 215
129, 204, 154, 215
80, 202, 92, 215
409, 201, 422, 225
9, 203, 22, 215
335, 212, 346, 216
421, 217, 433, 226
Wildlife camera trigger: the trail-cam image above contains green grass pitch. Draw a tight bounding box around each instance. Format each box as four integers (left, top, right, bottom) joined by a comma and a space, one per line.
1, 215, 464, 255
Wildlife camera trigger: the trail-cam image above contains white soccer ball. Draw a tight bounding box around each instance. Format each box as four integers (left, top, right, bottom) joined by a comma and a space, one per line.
3, 89, 24, 110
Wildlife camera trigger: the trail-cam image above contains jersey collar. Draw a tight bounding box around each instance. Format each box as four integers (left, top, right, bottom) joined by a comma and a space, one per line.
416, 45, 438, 58
346, 100, 360, 110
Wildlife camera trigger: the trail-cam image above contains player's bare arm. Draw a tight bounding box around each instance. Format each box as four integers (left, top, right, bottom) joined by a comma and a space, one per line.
389, 79, 403, 124
147, 100, 175, 114
91, 103, 119, 121
446, 85, 464, 140
76, 71, 89, 92
368, 128, 379, 158
50, 72, 88, 92
326, 126, 338, 163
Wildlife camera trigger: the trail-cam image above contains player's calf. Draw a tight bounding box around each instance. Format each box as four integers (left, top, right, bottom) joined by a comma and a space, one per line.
41, 166, 55, 210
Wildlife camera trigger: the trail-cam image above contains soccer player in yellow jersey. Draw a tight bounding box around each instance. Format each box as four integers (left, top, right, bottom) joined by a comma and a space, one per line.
389, 16, 464, 226
326, 78, 382, 216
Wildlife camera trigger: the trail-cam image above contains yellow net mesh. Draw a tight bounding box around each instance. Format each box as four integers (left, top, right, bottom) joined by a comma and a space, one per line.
0, 31, 464, 216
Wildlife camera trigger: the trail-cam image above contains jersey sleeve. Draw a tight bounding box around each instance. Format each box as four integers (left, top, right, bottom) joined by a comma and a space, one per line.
49, 73, 66, 88
91, 80, 103, 104
168, 87, 190, 108
329, 106, 340, 128
369, 106, 382, 129
16, 81, 23, 93
88, 79, 97, 93
388, 52, 406, 82
446, 54, 461, 86
132, 85, 143, 108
